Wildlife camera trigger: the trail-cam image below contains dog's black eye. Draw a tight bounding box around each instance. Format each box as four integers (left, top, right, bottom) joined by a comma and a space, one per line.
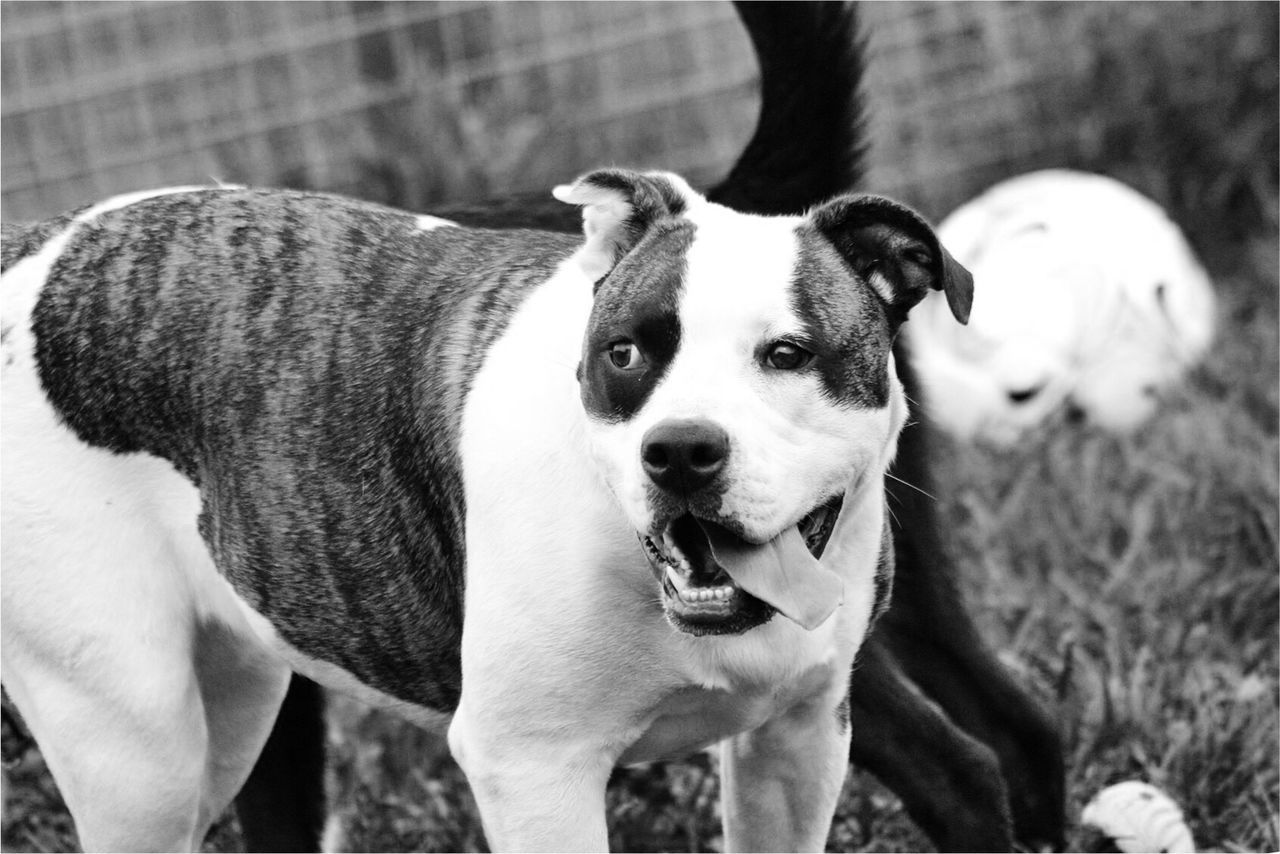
609, 341, 646, 370
1007, 384, 1043, 404
765, 341, 813, 371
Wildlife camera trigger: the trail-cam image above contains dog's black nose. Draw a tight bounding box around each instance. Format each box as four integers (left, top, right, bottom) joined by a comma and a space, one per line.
641, 419, 730, 494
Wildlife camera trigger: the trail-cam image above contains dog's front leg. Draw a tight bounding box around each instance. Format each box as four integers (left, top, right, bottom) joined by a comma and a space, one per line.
720, 687, 851, 853
450, 520, 633, 852
448, 699, 613, 852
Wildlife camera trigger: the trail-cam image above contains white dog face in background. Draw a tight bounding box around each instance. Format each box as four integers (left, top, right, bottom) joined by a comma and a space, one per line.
907, 169, 1217, 445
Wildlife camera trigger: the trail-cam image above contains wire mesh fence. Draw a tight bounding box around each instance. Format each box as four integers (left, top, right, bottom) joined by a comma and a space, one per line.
0, 1, 756, 219
858, 1, 1277, 223
2, 1, 1276, 227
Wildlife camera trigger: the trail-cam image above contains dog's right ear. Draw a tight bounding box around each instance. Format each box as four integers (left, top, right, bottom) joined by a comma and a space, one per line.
553, 169, 693, 281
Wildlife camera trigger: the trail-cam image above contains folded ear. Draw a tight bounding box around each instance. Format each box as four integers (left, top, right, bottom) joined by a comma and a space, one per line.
552, 169, 694, 281
809, 194, 974, 325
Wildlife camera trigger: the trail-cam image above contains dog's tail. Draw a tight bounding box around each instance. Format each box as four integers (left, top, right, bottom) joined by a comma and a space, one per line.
431, 2, 867, 230
708, 1, 868, 215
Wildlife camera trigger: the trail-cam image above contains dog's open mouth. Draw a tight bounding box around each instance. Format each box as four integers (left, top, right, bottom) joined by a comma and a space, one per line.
642, 497, 845, 636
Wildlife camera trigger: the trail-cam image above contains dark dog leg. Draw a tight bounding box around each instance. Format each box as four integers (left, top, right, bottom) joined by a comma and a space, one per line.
877, 571, 1066, 851
234, 674, 328, 853
881, 350, 1067, 851
849, 639, 1014, 852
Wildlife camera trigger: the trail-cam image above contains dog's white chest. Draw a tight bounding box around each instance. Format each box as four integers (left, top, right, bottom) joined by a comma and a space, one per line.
620, 658, 838, 765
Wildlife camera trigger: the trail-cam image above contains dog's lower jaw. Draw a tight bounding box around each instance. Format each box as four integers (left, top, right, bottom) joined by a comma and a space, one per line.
641, 494, 846, 636
664, 579, 776, 637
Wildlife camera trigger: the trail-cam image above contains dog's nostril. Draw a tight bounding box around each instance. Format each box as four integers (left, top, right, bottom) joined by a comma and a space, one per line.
689, 442, 724, 470
642, 443, 670, 469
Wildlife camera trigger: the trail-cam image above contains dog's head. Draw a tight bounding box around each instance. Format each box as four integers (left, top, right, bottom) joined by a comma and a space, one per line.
555, 170, 971, 635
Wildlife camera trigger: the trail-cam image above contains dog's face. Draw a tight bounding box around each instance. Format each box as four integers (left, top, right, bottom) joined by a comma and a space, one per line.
555, 171, 971, 635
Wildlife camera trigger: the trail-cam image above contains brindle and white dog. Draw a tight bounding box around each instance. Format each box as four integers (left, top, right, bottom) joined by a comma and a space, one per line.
1, 169, 970, 851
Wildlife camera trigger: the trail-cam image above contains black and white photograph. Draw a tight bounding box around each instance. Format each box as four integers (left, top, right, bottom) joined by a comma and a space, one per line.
1, 2, 1276, 852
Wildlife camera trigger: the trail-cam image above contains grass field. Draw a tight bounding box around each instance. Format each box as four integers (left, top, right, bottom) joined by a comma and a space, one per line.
3, 208, 1276, 853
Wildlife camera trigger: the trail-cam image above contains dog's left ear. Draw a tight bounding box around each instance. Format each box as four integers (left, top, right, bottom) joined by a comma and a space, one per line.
810, 194, 974, 325
553, 169, 693, 281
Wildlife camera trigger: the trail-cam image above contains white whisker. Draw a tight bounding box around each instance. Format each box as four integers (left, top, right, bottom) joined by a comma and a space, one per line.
885, 470, 937, 503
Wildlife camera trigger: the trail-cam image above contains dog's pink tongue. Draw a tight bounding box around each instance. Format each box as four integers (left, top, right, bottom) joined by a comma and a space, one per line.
699, 523, 843, 630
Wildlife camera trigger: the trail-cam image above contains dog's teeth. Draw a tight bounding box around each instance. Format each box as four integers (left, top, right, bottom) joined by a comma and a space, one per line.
665, 565, 685, 592
663, 563, 737, 606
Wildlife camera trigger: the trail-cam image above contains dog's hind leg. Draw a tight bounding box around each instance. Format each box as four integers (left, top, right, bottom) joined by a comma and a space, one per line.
3, 614, 288, 852
2, 539, 290, 854
0, 450, 290, 852
876, 590, 1066, 851
847, 638, 1014, 852
1, 346, 289, 848
234, 674, 329, 853
192, 618, 294, 844
0, 486, 291, 853
2, 644, 209, 850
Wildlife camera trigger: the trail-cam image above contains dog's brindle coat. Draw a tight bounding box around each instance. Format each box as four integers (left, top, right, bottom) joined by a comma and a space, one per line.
29, 191, 567, 712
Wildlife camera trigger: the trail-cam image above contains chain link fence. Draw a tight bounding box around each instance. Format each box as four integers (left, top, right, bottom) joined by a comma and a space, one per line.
2, 1, 1276, 230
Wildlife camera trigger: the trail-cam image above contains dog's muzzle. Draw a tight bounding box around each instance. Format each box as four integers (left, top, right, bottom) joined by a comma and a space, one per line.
638, 419, 846, 636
